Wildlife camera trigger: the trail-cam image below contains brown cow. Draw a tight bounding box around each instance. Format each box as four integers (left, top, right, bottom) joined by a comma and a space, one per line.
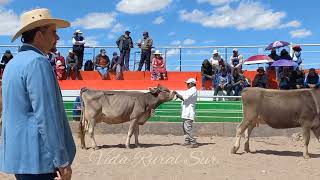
231, 87, 320, 159
79, 85, 177, 149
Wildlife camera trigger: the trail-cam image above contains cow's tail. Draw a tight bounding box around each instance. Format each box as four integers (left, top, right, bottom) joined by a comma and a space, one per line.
78, 87, 88, 141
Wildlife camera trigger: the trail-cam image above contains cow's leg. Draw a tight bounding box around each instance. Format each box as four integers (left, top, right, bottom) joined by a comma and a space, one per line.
126, 120, 137, 149
134, 124, 140, 148
88, 119, 99, 150
244, 123, 254, 153
231, 120, 250, 154
302, 127, 311, 159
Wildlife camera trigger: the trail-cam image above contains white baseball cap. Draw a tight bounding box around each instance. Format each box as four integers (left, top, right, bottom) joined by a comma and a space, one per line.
212, 49, 219, 54
185, 78, 196, 84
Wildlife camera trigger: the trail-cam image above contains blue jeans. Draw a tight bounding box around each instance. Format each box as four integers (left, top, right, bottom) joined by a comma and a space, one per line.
120, 49, 130, 71
96, 66, 108, 76
138, 50, 151, 71
15, 173, 56, 180
233, 84, 242, 96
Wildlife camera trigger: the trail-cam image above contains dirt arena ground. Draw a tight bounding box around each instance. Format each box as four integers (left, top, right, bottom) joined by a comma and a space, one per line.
0, 134, 320, 180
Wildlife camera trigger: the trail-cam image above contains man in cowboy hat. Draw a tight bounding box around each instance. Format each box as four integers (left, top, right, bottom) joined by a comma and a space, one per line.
0, 8, 76, 180
72, 29, 85, 70
137, 31, 153, 71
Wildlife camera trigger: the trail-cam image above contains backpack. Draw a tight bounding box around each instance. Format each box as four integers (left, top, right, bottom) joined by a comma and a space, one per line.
84, 60, 94, 71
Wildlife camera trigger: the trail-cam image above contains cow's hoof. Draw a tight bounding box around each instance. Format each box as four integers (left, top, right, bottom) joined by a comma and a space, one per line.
93, 146, 100, 150
125, 145, 132, 149
303, 154, 311, 159
81, 146, 87, 150
244, 144, 250, 153
230, 146, 238, 154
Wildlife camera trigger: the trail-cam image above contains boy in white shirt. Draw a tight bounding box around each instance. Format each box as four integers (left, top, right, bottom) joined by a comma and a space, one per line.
175, 78, 198, 148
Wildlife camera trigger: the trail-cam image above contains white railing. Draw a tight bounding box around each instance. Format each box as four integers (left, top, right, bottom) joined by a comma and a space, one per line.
1, 43, 319, 71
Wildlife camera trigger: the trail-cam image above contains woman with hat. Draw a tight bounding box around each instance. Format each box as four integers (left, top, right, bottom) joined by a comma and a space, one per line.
1, 8, 76, 180
253, 67, 268, 88
151, 50, 167, 80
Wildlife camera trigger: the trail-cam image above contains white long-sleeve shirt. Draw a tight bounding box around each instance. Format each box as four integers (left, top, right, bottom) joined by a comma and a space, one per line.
181, 86, 197, 121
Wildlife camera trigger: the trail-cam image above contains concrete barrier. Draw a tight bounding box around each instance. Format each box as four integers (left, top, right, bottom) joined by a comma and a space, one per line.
70, 121, 301, 137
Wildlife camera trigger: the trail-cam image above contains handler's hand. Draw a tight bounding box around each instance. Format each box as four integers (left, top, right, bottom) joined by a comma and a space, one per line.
55, 166, 72, 180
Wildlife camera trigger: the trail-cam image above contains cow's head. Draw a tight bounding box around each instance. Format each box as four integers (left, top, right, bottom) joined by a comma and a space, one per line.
149, 84, 176, 102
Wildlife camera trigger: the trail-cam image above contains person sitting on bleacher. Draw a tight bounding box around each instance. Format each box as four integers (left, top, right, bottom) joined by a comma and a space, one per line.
229, 48, 243, 72
210, 49, 222, 74
201, 59, 213, 90
151, 50, 167, 80
66, 49, 79, 80
304, 68, 320, 88
253, 67, 268, 88
231, 68, 249, 96
279, 67, 291, 90
54, 51, 66, 80
214, 66, 232, 96
110, 52, 122, 80
95, 49, 110, 80
0, 50, 13, 74
294, 69, 305, 89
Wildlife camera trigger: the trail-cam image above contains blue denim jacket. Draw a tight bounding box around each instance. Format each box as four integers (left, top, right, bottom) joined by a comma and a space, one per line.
0, 44, 76, 174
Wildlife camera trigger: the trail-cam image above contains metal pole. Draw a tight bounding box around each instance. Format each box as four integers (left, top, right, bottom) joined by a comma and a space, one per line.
179, 48, 182, 71
224, 47, 227, 62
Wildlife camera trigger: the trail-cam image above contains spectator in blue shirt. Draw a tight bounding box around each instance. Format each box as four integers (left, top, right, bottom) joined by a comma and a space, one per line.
304, 68, 320, 88
214, 66, 232, 96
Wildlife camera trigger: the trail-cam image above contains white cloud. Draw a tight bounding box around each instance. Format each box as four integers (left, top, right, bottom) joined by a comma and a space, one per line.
72, 12, 116, 29
183, 38, 196, 45
279, 20, 301, 29
203, 39, 216, 44
170, 40, 181, 45
290, 29, 312, 38
153, 16, 165, 25
197, 0, 238, 6
166, 48, 180, 57
168, 32, 175, 36
111, 23, 124, 33
116, 0, 172, 14
0, 9, 19, 36
107, 33, 116, 39
85, 36, 99, 46
179, 2, 286, 30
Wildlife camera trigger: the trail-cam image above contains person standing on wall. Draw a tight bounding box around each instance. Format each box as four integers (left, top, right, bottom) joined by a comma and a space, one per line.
137, 31, 153, 71
0, 8, 76, 180
116, 30, 133, 71
72, 29, 85, 70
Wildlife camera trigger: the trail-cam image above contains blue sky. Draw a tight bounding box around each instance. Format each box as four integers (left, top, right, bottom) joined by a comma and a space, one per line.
0, 0, 318, 70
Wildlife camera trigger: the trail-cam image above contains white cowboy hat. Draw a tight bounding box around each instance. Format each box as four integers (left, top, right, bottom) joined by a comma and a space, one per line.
212, 49, 219, 54
11, 8, 70, 42
74, 29, 83, 34
185, 78, 196, 84
153, 50, 162, 55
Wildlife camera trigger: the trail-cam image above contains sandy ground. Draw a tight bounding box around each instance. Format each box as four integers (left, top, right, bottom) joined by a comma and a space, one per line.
1, 134, 320, 180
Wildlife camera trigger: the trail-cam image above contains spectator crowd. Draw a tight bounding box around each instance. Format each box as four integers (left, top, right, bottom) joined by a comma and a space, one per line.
0, 29, 318, 94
